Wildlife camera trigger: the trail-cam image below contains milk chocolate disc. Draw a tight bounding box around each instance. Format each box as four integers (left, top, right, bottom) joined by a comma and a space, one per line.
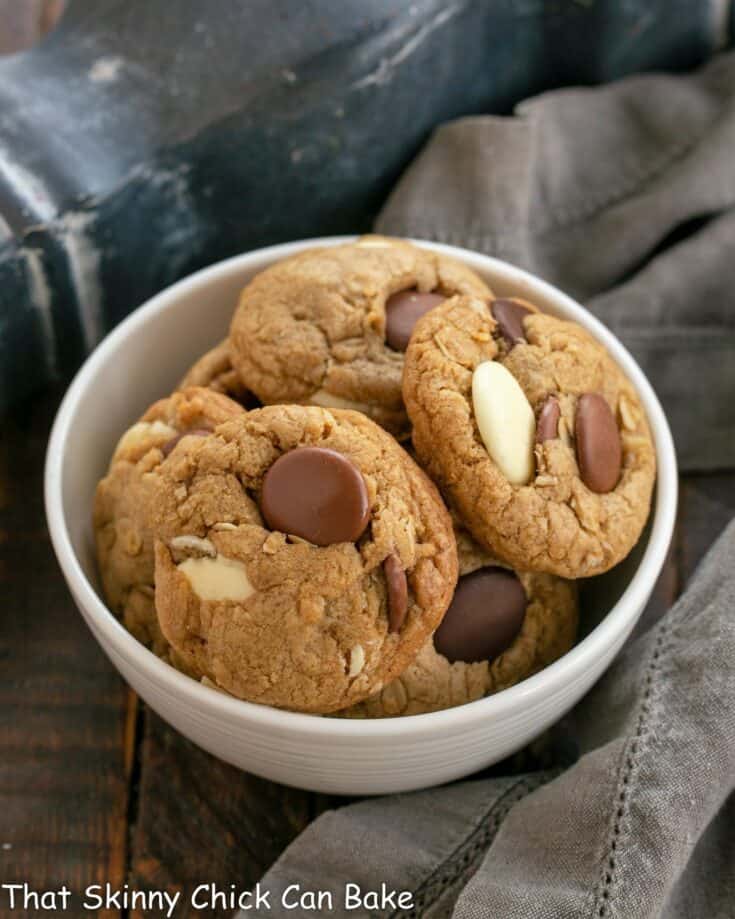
433, 567, 526, 663
536, 397, 561, 443
383, 553, 408, 632
491, 299, 532, 348
260, 446, 370, 546
575, 393, 621, 493
385, 289, 445, 351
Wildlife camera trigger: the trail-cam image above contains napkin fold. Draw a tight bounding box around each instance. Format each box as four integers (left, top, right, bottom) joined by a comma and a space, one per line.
378, 52, 735, 471
246, 518, 735, 919
242, 52, 735, 919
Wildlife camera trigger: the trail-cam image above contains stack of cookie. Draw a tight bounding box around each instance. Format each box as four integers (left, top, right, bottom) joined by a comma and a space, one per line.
94, 236, 656, 716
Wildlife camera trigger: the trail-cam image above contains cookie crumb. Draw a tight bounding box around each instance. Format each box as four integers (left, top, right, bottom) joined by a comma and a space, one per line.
170, 534, 216, 561
299, 595, 325, 624
262, 532, 284, 554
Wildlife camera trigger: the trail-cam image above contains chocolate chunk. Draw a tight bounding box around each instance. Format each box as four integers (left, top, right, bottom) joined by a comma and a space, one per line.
536, 397, 561, 443
385, 289, 445, 351
383, 553, 408, 632
161, 427, 211, 457
575, 393, 622, 494
491, 298, 532, 348
260, 446, 370, 546
433, 567, 526, 664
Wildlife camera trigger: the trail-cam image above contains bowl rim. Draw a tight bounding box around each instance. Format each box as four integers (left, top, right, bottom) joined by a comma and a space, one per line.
44, 236, 678, 739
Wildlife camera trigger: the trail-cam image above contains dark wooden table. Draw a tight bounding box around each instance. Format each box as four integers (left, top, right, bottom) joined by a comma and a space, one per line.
1, 385, 734, 918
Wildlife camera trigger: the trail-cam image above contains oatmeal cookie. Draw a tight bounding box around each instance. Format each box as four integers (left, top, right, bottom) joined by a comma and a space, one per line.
93, 387, 246, 653
229, 235, 491, 437
178, 339, 258, 407
151, 405, 458, 713
403, 295, 656, 577
342, 526, 578, 717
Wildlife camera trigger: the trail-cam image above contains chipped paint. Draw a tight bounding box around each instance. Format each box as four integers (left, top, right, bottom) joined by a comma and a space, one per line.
56, 211, 103, 351
88, 55, 125, 84
0, 141, 56, 222
22, 246, 56, 376
352, 4, 465, 90
16, 163, 192, 363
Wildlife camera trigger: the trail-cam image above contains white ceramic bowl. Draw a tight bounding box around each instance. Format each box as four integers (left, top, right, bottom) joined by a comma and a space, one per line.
45, 237, 677, 795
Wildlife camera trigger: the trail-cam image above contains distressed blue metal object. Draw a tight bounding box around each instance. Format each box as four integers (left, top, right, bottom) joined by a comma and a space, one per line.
0, 0, 730, 411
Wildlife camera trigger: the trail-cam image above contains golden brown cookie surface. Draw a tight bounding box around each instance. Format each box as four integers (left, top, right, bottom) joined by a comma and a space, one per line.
151, 405, 458, 713
178, 339, 258, 407
229, 236, 491, 437
403, 296, 656, 577
93, 387, 246, 654
341, 526, 578, 717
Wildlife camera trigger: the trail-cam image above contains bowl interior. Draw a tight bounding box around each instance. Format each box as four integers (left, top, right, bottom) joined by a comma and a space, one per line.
56, 238, 665, 711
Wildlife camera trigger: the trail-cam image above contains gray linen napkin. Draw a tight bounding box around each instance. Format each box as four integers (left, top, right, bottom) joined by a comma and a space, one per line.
378, 51, 735, 471
241, 54, 735, 919
246, 519, 735, 919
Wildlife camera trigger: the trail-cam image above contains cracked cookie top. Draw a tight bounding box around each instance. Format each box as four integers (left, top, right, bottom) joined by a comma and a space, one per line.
402, 296, 656, 578
93, 387, 246, 654
150, 404, 458, 713
340, 526, 578, 717
228, 235, 491, 438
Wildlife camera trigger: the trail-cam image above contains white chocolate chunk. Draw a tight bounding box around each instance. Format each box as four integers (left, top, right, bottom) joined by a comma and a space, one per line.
472, 361, 535, 485
355, 238, 393, 248
177, 555, 255, 602
310, 390, 372, 413
348, 644, 365, 678
114, 420, 177, 457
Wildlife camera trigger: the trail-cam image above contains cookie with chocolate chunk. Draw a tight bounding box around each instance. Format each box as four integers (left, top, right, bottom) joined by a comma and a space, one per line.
151, 405, 457, 713
341, 527, 578, 718
229, 235, 491, 437
403, 295, 656, 577
93, 387, 246, 653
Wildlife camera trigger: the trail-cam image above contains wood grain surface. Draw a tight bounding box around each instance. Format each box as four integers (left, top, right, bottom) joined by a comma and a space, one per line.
0, 393, 130, 918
